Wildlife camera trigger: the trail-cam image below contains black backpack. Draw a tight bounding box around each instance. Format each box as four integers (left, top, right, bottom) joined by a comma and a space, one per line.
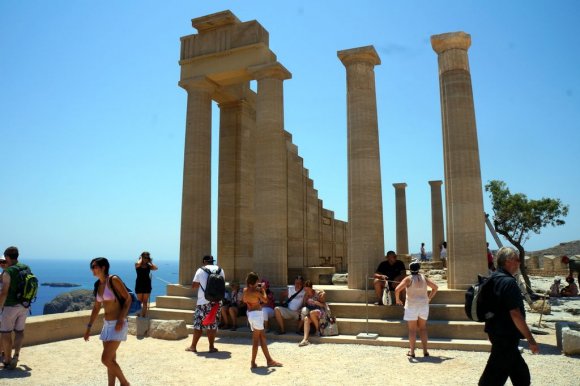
200, 267, 225, 302
465, 274, 496, 322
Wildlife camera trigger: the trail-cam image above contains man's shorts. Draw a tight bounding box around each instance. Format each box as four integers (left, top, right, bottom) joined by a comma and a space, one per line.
193, 303, 221, 330
247, 310, 264, 331
403, 304, 430, 321
100, 319, 128, 342
275, 306, 299, 320
0, 305, 28, 333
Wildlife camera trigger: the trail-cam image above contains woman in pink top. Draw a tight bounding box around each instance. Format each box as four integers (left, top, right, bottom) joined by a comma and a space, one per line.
395, 261, 438, 358
84, 257, 132, 386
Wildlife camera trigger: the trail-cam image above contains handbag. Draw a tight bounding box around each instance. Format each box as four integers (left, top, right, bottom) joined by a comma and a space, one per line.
320, 304, 339, 336
382, 282, 393, 306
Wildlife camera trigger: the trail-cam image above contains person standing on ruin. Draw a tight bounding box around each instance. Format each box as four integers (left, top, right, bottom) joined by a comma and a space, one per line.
134, 251, 158, 318
440, 241, 447, 268
420, 243, 427, 262
479, 247, 539, 386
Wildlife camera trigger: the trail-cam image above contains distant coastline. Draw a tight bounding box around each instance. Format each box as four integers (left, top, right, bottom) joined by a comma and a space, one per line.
41, 282, 81, 287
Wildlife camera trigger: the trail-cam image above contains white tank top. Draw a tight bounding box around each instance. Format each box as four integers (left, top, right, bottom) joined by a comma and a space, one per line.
405, 274, 428, 308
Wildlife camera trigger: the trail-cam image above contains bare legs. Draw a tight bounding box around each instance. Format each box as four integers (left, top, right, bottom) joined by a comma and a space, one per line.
102, 341, 129, 386
299, 311, 320, 346
186, 329, 217, 353
229, 307, 239, 330
137, 293, 150, 318
407, 318, 429, 356
274, 308, 286, 333
373, 279, 385, 304
251, 329, 281, 368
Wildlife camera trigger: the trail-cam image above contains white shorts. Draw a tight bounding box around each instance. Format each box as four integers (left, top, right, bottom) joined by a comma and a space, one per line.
100, 319, 128, 342
404, 304, 429, 321
262, 306, 275, 320
247, 310, 264, 331
0, 305, 28, 332
275, 306, 300, 320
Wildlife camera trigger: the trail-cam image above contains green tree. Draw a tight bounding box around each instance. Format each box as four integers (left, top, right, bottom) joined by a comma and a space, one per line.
485, 180, 569, 292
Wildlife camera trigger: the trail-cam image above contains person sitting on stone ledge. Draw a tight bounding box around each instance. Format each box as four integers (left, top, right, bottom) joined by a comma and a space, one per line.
560, 275, 579, 297
373, 251, 406, 305
549, 277, 561, 297
299, 280, 327, 347
274, 275, 305, 335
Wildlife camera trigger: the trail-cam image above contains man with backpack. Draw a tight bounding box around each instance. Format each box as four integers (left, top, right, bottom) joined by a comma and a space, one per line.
479, 246, 539, 386
185, 255, 225, 353
0, 246, 35, 369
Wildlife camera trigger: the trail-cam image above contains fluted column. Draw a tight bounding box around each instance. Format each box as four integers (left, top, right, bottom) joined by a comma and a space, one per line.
338, 46, 385, 289
431, 32, 487, 289
393, 183, 409, 255
429, 180, 444, 262
177, 77, 217, 285
249, 62, 291, 286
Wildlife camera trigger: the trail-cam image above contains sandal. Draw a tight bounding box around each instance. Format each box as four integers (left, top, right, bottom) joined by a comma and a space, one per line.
424, 351, 430, 357
267, 360, 283, 367
209, 348, 219, 353
298, 340, 310, 347
184, 346, 197, 353
406, 351, 415, 358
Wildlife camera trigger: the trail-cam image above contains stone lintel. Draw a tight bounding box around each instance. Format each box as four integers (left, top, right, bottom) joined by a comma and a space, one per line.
191, 10, 240, 32
337, 45, 381, 66
213, 83, 255, 105
428, 180, 443, 187
431, 32, 471, 54
178, 76, 218, 93
248, 62, 292, 81
393, 182, 407, 190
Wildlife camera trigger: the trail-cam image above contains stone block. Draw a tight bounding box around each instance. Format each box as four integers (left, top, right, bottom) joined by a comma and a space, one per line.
562, 327, 580, 355
332, 273, 348, 285
524, 255, 538, 269
148, 319, 188, 340
542, 255, 556, 271
128, 316, 149, 337
530, 300, 551, 314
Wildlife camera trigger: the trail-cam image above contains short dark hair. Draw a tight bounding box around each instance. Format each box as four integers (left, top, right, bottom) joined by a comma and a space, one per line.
246, 272, 259, 286
386, 251, 397, 258
4, 246, 19, 260
295, 275, 304, 283
90, 257, 110, 275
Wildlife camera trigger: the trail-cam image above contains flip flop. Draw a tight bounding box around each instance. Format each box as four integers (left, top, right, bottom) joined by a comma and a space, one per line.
298, 340, 310, 347
209, 348, 219, 353
267, 361, 283, 367
424, 351, 430, 357
406, 351, 415, 358
251, 362, 258, 369
185, 347, 197, 353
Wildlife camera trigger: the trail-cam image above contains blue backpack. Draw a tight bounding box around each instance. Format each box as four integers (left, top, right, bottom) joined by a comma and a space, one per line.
93, 275, 142, 315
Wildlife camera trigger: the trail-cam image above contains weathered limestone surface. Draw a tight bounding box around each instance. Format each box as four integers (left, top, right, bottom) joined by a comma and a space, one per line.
339, 46, 385, 289
431, 32, 487, 289
148, 319, 188, 340
393, 183, 409, 255
429, 180, 444, 262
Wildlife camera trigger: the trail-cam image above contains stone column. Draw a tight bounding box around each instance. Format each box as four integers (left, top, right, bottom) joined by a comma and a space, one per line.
177, 77, 217, 285
393, 183, 409, 255
217, 89, 256, 283
249, 62, 291, 285
429, 180, 444, 262
431, 32, 487, 289
338, 46, 385, 290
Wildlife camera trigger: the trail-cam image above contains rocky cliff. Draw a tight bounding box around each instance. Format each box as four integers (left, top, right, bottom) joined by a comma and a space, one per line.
43, 289, 94, 315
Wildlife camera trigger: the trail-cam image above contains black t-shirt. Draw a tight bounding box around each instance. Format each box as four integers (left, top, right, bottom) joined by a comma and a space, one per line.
376, 260, 406, 281
484, 268, 525, 339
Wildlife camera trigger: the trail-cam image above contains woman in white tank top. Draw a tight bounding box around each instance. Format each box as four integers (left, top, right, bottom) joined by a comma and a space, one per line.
395, 261, 438, 358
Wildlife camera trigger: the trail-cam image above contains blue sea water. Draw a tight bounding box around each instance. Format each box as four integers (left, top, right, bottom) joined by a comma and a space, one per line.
20, 258, 179, 316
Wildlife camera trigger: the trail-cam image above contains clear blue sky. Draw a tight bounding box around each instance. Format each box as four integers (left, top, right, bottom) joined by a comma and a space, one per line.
1, 1, 578, 262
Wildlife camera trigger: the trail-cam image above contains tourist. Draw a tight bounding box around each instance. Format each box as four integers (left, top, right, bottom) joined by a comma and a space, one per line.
478, 247, 539, 385
227, 281, 245, 331
373, 251, 406, 305
185, 255, 224, 353
440, 241, 447, 268
219, 284, 233, 329
560, 275, 578, 297
134, 251, 158, 318
274, 275, 305, 335
420, 242, 427, 261
84, 257, 131, 386
260, 279, 276, 332
298, 280, 327, 347
487, 242, 496, 272
0, 247, 33, 370
395, 261, 438, 358
242, 272, 282, 369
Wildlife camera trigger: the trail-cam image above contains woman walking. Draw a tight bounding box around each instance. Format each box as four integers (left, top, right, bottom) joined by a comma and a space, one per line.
134, 251, 158, 317
84, 257, 131, 386
395, 261, 438, 358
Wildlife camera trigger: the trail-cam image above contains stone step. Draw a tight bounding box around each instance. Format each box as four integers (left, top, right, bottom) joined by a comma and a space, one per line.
328, 302, 469, 321
335, 318, 488, 340
156, 295, 197, 310
184, 324, 491, 352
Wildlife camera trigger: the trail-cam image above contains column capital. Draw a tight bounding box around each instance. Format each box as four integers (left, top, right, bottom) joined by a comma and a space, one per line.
428, 180, 443, 187
248, 62, 292, 81
338, 46, 380, 67
178, 76, 218, 93
431, 32, 471, 54
393, 182, 407, 190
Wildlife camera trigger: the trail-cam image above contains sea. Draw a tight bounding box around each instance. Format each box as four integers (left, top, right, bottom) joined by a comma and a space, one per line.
18, 258, 180, 316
